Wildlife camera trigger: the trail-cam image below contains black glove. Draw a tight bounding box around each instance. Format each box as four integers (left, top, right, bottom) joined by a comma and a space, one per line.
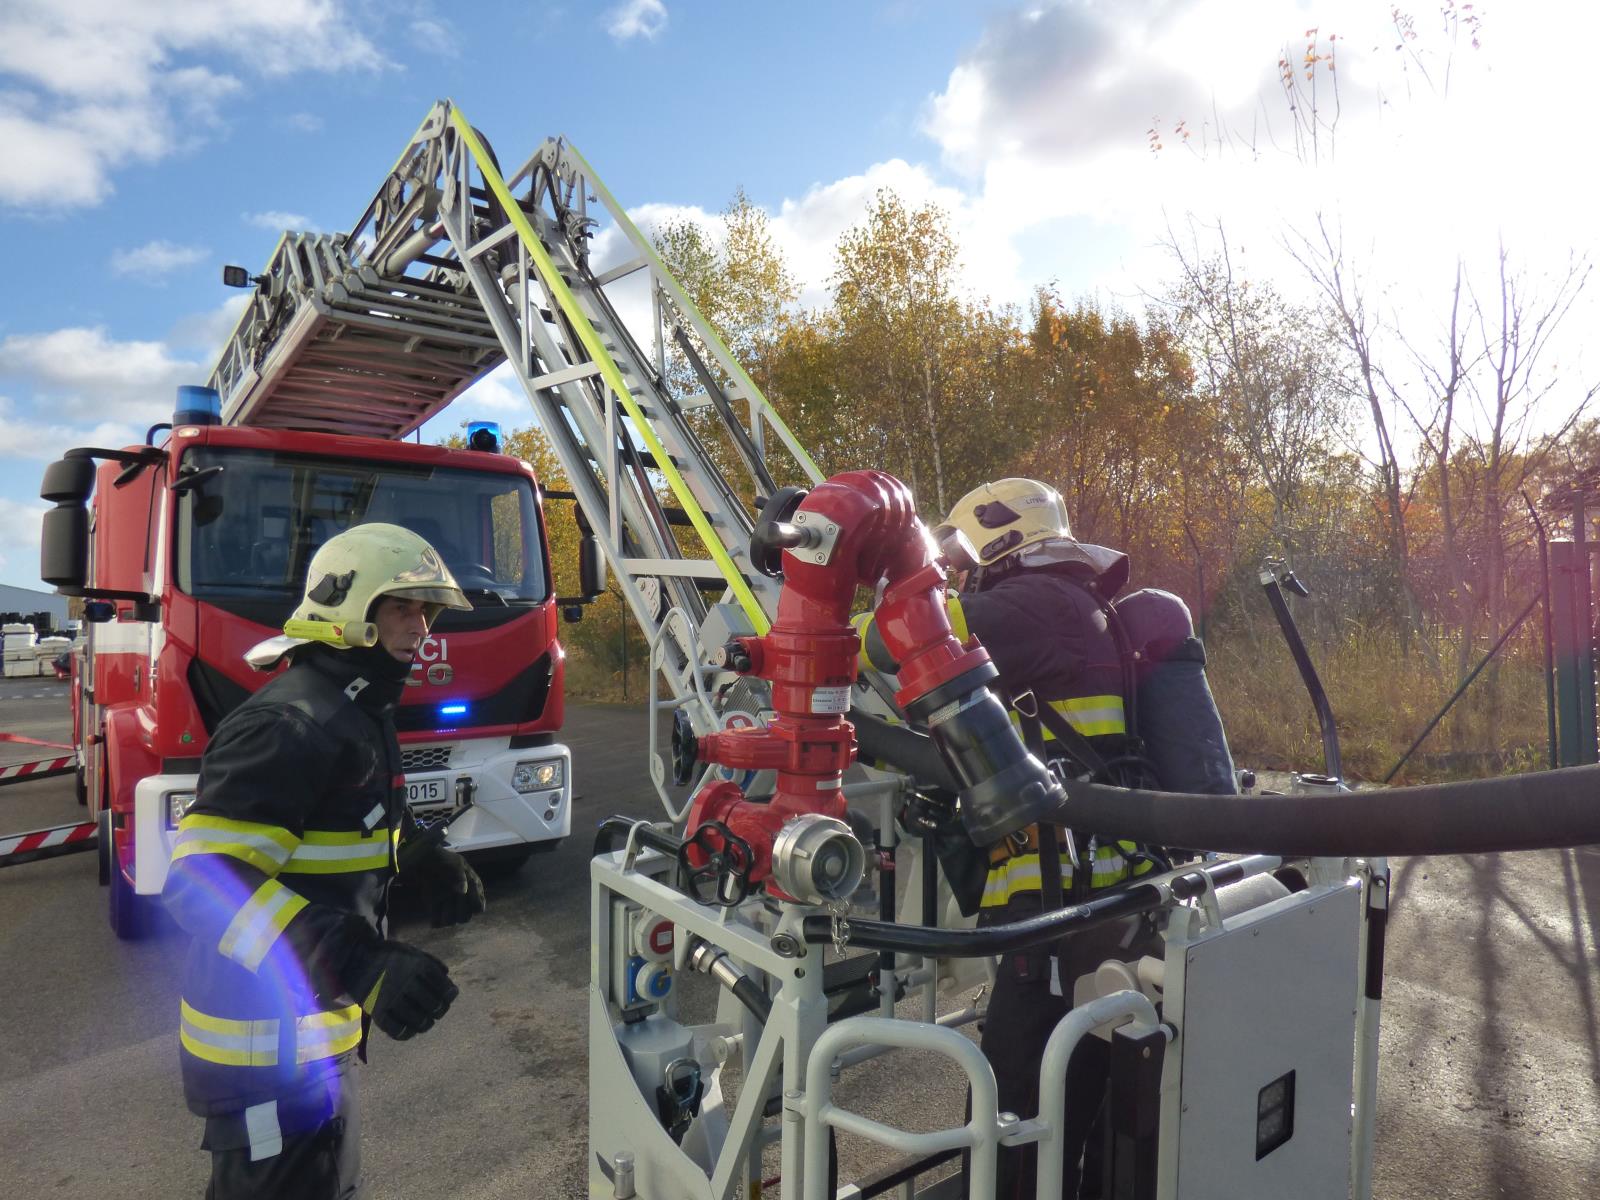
348, 937, 459, 1041
897, 789, 958, 839
412, 844, 487, 928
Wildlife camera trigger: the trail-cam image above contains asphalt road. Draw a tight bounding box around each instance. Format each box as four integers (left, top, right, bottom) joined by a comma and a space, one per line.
1, 678, 1597, 1198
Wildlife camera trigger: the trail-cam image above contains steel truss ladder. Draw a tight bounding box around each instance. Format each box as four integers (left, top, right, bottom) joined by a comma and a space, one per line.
206, 100, 896, 810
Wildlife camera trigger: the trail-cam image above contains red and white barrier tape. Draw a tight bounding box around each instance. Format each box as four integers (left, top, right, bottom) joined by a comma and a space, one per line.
0, 820, 96, 863
0, 754, 77, 784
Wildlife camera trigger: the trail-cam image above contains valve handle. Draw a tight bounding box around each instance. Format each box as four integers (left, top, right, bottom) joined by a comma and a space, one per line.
749, 486, 810, 579
678, 820, 756, 908
670, 708, 699, 786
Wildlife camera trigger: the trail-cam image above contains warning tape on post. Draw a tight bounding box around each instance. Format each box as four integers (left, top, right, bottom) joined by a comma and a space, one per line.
0, 820, 97, 866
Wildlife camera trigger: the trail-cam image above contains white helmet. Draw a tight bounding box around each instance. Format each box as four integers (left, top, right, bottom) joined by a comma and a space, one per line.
933, 478, 1072, 568
246, 523, 469, 668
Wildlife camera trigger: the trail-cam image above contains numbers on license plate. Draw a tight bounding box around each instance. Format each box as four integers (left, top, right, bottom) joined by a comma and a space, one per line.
407, 779, 445, 804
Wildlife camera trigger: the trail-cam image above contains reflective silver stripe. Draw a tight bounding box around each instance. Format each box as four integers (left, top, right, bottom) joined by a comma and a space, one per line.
285, 841, 388, 863
179, 1010, 279, 1065
244, 1100, 283, 1162
172, 824, 296, 868
218, 880, 307, 972
294, 1007, 364, 1064
1061, 703, 1123, 731
363, 803, 385, 830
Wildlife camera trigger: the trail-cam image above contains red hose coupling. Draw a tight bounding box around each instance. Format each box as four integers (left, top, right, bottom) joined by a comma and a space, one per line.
876, 561, 992, 706
697, 720, 855, 800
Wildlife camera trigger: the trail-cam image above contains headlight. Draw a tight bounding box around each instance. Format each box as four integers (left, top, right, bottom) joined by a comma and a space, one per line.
166, 791, 198, 829
512, 760, 564, 794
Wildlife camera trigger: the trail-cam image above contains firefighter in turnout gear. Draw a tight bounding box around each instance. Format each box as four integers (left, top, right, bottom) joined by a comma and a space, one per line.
162, 523, 486, 1199
907, 478, 1233, 1199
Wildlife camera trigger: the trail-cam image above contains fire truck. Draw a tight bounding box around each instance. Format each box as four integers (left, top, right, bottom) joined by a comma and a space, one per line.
38, 259, 584, 939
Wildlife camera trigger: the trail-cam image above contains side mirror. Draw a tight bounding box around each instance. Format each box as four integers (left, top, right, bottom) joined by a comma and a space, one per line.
41, 457, 96, 504
562, 604, 585, 624
39, 464, 90, 592
83, 600, 116, 623
578, 535, 607, 601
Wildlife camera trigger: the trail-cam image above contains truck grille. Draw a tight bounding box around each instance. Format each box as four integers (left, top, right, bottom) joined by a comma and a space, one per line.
401, 746, 453, 772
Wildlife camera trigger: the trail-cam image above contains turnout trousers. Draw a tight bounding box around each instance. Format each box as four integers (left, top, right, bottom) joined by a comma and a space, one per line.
201, 1063, 362, 1200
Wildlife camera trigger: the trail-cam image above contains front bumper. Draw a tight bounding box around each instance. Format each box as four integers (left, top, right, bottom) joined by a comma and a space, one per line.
402, 736, 572, 853
133, 773, 197, 895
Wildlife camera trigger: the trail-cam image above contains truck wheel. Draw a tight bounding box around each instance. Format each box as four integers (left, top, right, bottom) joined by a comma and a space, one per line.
96, 809, 111, 887
107, 820, 149, 940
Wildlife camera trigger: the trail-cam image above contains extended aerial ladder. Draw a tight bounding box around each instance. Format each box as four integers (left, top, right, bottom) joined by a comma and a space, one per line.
209, 102, 833, 793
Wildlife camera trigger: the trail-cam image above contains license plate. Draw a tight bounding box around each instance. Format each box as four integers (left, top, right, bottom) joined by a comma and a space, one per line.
406, 778, 447, 805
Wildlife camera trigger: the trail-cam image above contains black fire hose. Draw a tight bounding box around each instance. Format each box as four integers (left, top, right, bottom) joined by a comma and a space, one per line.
1053, 763, 1600, 858
802, 858, 1258, 956
594, 817, 685, 859
850, 706, 960, 793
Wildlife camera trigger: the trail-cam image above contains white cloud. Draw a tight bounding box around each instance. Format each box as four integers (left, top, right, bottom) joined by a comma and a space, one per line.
0, 495, 50, 580
455, 363, 534, 416
0, 396, 146, 462
245, 210, 318, 233
409, 17, 460, 55
0, 0, 385, 209
0, 327, 200, 427
166, 294, 253, 356
606, 0, 667, 42
283, 111, 323, 133
905, 0, 1600, 329
110, 240, 208, 278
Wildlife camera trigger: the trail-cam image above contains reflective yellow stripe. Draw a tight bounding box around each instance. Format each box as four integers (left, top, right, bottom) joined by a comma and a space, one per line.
179, 1000, 279, 1067
179, 1000, 362, 1068
850, 612, 876, 672
1009, 695, 1127, 740
980, 842, 1142, 907
217, 878, 308, 972
981, 854, 1043, 907
172, 814, 300, 875
946, 594, 970, 645
280, 828, 391, 874
294, 1004, 362, 1064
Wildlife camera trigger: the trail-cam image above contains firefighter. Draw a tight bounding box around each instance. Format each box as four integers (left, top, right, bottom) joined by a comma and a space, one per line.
162, 523, 487, 1199
929, 479, 1235, 1198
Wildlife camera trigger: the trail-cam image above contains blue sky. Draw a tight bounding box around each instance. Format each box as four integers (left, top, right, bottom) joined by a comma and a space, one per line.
2, 0, 1595, 589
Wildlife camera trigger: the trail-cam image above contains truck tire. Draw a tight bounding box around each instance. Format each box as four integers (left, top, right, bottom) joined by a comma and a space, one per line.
96, 808, 111, 888
107, 818, 149, 940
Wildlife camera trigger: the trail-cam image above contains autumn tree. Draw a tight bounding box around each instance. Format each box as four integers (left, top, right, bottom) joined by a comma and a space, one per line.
830, 189, 967, 515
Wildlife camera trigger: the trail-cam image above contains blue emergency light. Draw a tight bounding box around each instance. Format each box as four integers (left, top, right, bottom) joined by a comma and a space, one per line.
174, 385, 221, 427
466, 421, 501, 453
438, 703, 469, 718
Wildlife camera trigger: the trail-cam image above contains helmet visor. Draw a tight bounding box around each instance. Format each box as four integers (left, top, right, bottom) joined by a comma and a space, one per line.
384, 583, 473, 611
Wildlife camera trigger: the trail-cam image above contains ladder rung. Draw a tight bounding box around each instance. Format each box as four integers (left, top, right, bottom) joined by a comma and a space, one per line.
620, 558, 743, 581
528, 361, 602, 392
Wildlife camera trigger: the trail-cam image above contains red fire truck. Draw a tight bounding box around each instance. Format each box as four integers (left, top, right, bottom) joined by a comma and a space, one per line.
39, 393, 573, 937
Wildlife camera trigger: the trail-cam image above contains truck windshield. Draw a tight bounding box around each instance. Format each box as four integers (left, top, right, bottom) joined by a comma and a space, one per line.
175, 447, 548, 622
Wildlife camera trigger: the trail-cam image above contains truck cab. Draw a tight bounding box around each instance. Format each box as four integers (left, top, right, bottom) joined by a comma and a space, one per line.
41, 408, 570, 937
